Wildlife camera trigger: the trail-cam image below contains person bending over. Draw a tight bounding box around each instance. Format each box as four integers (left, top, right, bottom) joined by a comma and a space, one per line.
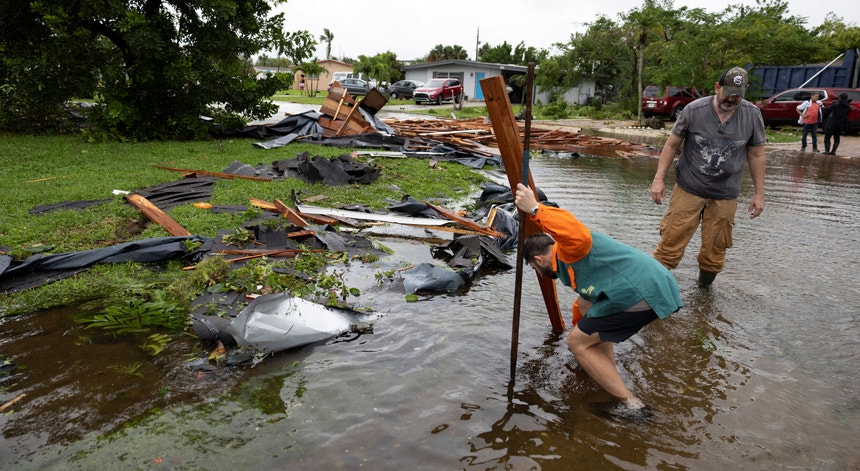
514, 183, 682, 413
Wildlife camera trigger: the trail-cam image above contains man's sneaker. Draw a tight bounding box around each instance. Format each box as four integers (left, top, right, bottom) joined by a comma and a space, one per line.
698, 270, 717, 287
590, 401, 653, 423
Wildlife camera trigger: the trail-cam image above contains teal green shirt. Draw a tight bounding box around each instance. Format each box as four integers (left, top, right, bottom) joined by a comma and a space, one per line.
556, 233, 682, 319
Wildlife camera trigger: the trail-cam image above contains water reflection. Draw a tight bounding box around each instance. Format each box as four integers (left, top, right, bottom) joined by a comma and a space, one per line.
4, 149, 860, 469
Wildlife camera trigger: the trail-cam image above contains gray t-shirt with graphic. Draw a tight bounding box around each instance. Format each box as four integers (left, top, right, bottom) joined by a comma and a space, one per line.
670, 96, 766, 199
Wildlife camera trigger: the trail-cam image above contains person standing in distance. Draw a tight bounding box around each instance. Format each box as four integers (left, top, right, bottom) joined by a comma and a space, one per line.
822, 93, 852, 155
796, 92, 823, 152
650, 66, 766, 287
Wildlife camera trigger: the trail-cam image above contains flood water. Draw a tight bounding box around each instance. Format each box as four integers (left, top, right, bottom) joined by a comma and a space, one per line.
2, 149, 859, 470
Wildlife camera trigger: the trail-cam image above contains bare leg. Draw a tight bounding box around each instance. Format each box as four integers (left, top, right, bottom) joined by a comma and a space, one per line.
567, 326, 640, 405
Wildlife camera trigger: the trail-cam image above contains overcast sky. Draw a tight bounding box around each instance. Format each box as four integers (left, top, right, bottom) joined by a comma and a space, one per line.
273, 0, 858, 62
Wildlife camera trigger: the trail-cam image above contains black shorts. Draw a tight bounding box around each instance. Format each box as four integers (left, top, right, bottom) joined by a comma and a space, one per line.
577, 309, 658, 343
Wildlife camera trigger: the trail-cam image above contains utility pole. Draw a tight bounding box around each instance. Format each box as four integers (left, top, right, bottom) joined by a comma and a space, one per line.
475, 27, 481, 61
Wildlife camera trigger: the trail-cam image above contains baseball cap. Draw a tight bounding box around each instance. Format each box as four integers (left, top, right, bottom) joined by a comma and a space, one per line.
718, 66, 749, 97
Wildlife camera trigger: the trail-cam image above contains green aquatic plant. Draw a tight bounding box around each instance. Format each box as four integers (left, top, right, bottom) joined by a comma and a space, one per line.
77, 291, 187, 334
76, 290, 188, 355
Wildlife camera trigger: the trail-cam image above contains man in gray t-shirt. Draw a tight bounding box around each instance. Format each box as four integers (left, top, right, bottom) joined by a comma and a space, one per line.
649, 66, 767, 287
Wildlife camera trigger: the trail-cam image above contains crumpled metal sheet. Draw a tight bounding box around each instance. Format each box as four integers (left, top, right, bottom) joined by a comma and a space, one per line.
224, 292, 363, 353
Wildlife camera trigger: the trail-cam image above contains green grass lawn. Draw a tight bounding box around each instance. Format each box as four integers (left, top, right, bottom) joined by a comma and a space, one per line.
0, 134, 488, 316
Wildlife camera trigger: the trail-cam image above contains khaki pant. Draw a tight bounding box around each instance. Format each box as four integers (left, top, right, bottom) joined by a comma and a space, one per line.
653, 184, 736, 273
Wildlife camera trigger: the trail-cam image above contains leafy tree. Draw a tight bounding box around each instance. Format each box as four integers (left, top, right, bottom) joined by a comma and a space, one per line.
426, 44, 470, 62
354, 52, 403, 88
0, 0, 312, 140
621, 0, 687, 120
812, 13, 860, 59
479, 42, 515, 64
278, 30, 318, 68
0, 2, 104, 131
704, 1, 818, 73
478, 41, 547, 66
543, 0, 836, 115
538, 16, 633, 103
320, 28, 335, 60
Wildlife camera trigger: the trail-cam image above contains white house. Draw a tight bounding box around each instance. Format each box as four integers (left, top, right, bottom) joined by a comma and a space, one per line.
400, 59, 596, 105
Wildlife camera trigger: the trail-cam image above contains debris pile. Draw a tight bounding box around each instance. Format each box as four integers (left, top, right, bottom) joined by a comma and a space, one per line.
384, 117, 661, 159
221, 85, 660, 162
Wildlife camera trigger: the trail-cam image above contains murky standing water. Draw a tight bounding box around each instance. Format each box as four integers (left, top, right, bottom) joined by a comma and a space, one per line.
2, 149, 859, 470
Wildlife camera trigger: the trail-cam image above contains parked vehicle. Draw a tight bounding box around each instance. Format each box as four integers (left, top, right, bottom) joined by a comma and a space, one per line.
328, 72, 366, 87
641, 85, 705, 120
755, 87, 860, 132
329, 78, 369, 97
413, 78, 464, 105
388, 80, 424, 99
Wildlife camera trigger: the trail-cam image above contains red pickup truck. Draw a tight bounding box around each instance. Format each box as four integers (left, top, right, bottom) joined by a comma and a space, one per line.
641, 85, 705, 120
413, 78, 464, 105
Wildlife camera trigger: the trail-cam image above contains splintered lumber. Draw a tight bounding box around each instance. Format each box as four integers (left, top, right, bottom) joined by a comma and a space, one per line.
215, 248, 321, 263
333, 88, 348, 119
297, 212, 339, 225
126, 194, 192, 236
319, 86, 376, 138
481, 74, 564, 332
250, 197, 338, 225
424, 202, 504, 237
0, 393, 26, 413
336, 98, 363, 137
273, 199, 310, 227
384, 117, 660, 159
250, 197, 278, 212
153, 165, 272, 182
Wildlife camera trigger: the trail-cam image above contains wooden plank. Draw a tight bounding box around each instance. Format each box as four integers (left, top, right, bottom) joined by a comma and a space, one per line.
153, 165, 272, 182
249, 198, 278, 212
125, 194, 192, 236
480, 75, 565, 332
297, 212, 339, 225
425, 202, 504, 237
361, 88, 388, 111
273, 199, 310, 227
336, 98, 362, 137
333, 88, 348, 119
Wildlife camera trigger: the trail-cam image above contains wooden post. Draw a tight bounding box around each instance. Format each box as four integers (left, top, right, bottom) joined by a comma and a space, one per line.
480, 75, 565, 332
125, 194, 192, 236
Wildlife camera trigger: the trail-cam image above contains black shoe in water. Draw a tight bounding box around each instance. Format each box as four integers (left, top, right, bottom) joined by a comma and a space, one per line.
698, 270, 717, 287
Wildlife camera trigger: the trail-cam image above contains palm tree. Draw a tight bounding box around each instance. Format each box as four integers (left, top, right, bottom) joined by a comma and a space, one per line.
320, 28, 334, 60
296, 60, 326, 97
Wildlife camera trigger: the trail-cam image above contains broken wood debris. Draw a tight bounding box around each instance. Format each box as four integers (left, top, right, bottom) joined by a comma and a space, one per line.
425, 202, 504, 237
215, 248, 322, 263
250, 197, 343, 226
273, 199, 310, 228
317, 86, 387, 138
383, 117, 660, 159
153, 165, 272, 182
125, 194, 191, 236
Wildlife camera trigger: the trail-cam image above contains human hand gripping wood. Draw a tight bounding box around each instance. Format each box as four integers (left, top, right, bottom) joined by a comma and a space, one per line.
515, 183, 538, 214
